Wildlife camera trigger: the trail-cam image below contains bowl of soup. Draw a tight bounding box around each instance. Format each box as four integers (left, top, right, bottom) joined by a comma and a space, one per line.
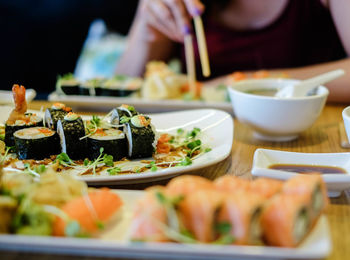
228, 79, 329, 141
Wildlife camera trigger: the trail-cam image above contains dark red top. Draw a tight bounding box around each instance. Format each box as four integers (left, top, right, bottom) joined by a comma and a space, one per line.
182, 0, 346, 79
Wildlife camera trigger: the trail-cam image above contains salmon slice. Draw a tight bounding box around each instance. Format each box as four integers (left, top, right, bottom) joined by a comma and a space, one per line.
214, 175, 250, 193
179, 190, 224, 243
129, 186, 170, 242
217, 191, 264, 245
249, 178, 283, 199
53, 188, 122, 236
166, 175, 214, 196
283, 174, 329, 220
261, 194, 311, 247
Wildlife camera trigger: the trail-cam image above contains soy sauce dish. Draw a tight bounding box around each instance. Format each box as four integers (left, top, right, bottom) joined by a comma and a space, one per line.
252, 149, 350, 197
228, 79, 328, 141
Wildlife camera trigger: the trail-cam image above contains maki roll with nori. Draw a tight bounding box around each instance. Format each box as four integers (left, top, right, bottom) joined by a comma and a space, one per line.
80, 78, 105, 96
57, 112, 86, 160
5, 113, 43, 147
110, 104, 139, 126
45, 103, 72, 130
87, 128, 127, 160
56, 73, 80, 95
124, 115, 155, 159
100, 75, 142, 97
14, 127, 60, 160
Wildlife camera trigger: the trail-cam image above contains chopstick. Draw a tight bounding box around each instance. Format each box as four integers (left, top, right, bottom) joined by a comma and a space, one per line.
193, 16, 211, 77
339, 122, 350, 148
184, 34, 196, 97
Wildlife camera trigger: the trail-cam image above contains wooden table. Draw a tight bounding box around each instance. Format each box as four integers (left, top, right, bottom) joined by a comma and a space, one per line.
2, 101, 350, 260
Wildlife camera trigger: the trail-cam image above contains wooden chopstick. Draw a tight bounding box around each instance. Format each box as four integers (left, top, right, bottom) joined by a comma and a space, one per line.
339, 122, 350, 148
193, 16, 211, 77
184, 34, 196, 98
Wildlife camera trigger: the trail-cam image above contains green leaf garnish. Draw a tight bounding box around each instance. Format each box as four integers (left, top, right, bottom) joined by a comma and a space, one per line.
103, 154, 114, 167
91, 115, 101, 127
120, 116, 130, 124
177, 128, 184, 135
96, 221, 105, 230
177, 157, 192, 166
56, 152, 73, 165
214, 222, 231, 235
187, 128, 201, 138
187, 140, 201, 150
205, 148, 212, 153
107, 167, 121, 175
83, 158, 90, 166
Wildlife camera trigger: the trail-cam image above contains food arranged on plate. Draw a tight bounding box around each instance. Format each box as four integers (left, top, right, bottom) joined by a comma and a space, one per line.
0, 171, 328, 249
129, 174, 328, 248
1, 85, 211, 177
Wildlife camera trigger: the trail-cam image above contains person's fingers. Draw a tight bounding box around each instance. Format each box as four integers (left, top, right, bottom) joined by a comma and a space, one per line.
183, 0, 205, 17
148, 0, 178, 34
165, 0, 191, 37
145, 2, 180, 41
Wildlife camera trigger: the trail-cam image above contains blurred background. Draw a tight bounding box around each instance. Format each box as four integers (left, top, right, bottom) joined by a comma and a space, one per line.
0, 0, 138, 98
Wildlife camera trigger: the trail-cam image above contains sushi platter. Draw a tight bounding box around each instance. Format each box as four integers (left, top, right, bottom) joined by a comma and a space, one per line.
0, 174, 331, 259
0, 89, 233, 184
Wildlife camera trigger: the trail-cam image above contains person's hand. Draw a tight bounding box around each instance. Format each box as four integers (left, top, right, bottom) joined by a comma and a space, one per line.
138, 0, 205, 42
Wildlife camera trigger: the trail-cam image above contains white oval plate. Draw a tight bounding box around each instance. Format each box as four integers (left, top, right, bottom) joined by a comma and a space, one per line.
1, 106, 233, 185
252, 148, 350, 197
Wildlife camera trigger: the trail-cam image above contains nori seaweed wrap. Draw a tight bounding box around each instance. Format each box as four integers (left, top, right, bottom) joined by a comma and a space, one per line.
124, 115, 155, 159
5, 114, 43, 147
87, 128, 127, 160
99, 76, 142, 97
14, 127, 60, 160
56, 73, 80, 95
110, 104, 139, 126
45, 103, 72, 130
56, 113, 86, 160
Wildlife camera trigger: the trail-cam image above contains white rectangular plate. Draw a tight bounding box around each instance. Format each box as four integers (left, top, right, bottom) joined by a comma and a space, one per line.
252, 148, 350, 197
1, 106, 233, 185
0, 190, 332, 259
48, 92, 233, 114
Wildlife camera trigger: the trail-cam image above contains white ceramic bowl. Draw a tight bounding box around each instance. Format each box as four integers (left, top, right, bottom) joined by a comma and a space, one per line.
252, 148, 350, 197
228, 79, 329, 141
342, 106, 350, 142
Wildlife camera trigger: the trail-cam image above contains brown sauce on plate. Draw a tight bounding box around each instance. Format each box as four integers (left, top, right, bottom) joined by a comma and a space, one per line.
269, 164, 347, 174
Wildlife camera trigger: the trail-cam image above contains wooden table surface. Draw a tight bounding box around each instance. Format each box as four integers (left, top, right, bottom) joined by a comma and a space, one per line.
2, 101, 350, 260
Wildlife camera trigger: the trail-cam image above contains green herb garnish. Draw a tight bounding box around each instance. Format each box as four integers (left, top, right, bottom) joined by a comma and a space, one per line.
120, 116, 131, 124
107, 167, 121, 175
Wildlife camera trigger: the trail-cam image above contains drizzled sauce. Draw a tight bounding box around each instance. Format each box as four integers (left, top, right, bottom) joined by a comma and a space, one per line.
269, 164, 347, 174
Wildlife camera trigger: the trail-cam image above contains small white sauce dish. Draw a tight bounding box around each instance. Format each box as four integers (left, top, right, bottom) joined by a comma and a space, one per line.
252, 148, 350, 197
227, 79, 328, 141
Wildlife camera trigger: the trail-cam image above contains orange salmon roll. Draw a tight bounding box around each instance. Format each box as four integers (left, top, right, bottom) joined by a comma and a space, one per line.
261, 194, 311, 247
249, 178, 283, 199
217, 191, 264, 245
179, 190, 224, 243
129, 186, 170, 242
214, 175, 250, 193
53, 188, 123, 237
166, 175, 214, 196
283, 174, 329, 220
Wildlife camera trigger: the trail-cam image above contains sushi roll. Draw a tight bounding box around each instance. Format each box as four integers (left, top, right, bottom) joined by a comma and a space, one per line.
261, 194, 311, 247
87, 128, 127, 160
56, 112, 86, 160
45, 103, 72, 130
216, 192, 264, 245
214, 175, 251, 193
249, 178, 283, 199
167, 175, 214, 196
179, 190, 224, 243
79, 78, 104, 96
13, 127, 60, 160
5, 113, 43, 147
110, 104, 138, 126
129, 186, 170, 242
100, 75, 142, 97
56, 73, 80, 95
124, 115, 155, 159
282, 174, 329, 221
